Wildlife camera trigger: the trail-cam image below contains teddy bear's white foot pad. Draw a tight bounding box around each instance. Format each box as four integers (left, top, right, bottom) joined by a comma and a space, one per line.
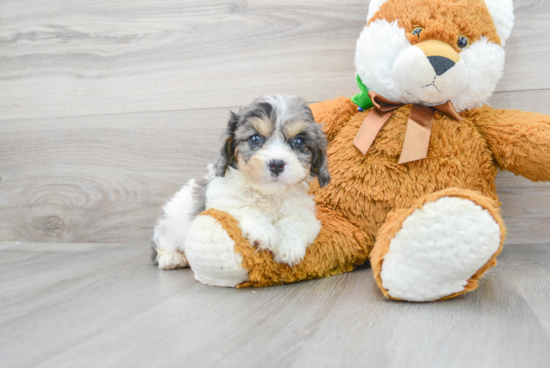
185, 215, 249, 287
380, 197, 501, 302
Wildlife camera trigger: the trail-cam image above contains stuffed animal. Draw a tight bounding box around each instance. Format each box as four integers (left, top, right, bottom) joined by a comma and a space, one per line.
182, 0, 550, 301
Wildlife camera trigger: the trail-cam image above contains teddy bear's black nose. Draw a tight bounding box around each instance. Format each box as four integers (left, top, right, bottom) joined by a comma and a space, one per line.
428, 56, 456, 76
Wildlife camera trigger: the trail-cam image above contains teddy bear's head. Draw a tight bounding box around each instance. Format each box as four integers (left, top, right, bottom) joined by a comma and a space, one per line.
355, 0, 514, 112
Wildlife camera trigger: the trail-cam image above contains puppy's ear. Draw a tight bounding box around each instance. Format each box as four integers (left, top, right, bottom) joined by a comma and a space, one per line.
310, 128, 331, 188
213, 111, 239, 177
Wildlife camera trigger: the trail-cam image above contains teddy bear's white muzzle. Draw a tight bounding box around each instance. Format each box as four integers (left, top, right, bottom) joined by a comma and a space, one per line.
393, 41, 469, 105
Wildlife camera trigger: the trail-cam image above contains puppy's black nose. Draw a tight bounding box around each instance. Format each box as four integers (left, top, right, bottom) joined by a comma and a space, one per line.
269, 160, 285, 176
428, 56, 456, 76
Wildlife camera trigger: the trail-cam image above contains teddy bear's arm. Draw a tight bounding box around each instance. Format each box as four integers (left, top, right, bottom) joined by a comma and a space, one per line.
310, 96, 358, 141
475, 107, 550, 181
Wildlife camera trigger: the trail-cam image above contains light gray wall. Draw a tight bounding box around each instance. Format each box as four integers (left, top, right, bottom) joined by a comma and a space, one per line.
1, 0, 550, 243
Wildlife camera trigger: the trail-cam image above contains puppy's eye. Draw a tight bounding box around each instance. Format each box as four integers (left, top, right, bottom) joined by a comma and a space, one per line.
412, 27, 424, 38
292, 137, 306, 150
249, 134, 262, 147
457, 35, 470, 50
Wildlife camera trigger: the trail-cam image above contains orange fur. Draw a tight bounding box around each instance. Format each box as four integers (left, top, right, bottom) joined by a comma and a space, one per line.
371, 0, 501, 50
473, 107, 550, 182
201, 207, 369, 288
311, 98, 501, 257
193, 1, 550, 300
206, 97, 550, 298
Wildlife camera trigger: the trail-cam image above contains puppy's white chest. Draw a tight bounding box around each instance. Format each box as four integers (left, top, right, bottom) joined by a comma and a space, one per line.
240, 189, 293, 221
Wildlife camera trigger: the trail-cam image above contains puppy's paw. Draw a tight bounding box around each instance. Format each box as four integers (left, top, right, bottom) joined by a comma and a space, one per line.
243, 227, 280, 250
240, 219, 279, 250
157, 251, 188, 270
272, 239, 307, 266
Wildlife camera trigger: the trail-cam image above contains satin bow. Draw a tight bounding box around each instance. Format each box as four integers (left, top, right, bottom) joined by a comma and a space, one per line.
353, 91, 462, 164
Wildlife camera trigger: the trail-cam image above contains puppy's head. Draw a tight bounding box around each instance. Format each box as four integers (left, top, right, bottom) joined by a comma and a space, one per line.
213, 95, 330, 194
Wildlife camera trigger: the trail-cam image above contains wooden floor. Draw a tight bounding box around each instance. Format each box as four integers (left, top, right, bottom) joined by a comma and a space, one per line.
1, 241, 549, 368
2, 0, 550, 244
2, 0, 550, 366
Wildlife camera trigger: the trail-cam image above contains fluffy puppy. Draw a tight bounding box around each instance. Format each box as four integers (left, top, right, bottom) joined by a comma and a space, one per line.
152, 95, 330, 270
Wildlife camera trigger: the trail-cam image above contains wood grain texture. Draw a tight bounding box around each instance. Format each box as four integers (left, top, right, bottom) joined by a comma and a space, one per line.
0, 0, 367, 120
1, 0, 550, 120
3, 90, 550, 243
0, 242, 549, 368
2, 0, 550, 244
2, 2, 550, 366
0, 108, 229, 242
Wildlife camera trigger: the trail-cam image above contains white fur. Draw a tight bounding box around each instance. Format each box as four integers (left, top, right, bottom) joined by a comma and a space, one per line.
156, 250, 188, 270
154, 167, 320, 268
185, 215, 249, 287
355, 20, 506, 111
393, 46, 469, 105
154, 158, 320, 271
380, 197, 501, 302
355, 20, 418, 105
205, 167, 320, 266
153, 178, 206, 254
450, 37, 505, 111
153, 95, 324, 274
483, 0, 514, 46
239, 133, 311, 195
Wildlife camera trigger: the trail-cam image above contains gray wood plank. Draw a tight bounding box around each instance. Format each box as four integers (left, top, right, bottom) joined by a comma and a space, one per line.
0, 242, 549, 368
502, 244, 550, 334
3, 88, 550, 244
290, 246, 550, 368
0, 0, 366, 120
1, 0, 549, 120
0, 107, 229, 243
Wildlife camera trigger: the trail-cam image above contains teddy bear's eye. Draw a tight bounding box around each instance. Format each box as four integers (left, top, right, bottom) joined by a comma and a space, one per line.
457, 35, 470, 50
412, 27, 424, 38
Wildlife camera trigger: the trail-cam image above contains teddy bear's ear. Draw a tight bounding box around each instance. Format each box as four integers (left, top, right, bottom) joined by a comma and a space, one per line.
366, 0, 388, 23
483, 0, 515, 46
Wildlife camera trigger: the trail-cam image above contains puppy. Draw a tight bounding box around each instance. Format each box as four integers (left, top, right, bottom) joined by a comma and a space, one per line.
151, 95, 330, 270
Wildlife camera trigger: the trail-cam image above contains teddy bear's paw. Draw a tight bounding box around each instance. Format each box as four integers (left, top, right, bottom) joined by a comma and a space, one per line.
185, 214, 249, 287
156, 251, 188, 270
379, 196, 502, 302
272, 238, 307, 266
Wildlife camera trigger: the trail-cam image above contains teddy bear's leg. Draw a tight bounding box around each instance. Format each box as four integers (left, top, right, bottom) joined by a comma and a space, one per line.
371, 188, 506, 302
184, 210, 249, 287
185, 207, 370, 288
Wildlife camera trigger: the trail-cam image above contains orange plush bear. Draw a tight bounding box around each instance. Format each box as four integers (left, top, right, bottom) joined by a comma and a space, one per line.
182, 0, 550, 301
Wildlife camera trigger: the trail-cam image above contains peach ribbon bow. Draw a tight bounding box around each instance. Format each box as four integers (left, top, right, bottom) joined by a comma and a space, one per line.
353, 91, 462, 164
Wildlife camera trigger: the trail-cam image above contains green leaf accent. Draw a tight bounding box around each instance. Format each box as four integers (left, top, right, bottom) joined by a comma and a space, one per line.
351, 75, 374, 110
